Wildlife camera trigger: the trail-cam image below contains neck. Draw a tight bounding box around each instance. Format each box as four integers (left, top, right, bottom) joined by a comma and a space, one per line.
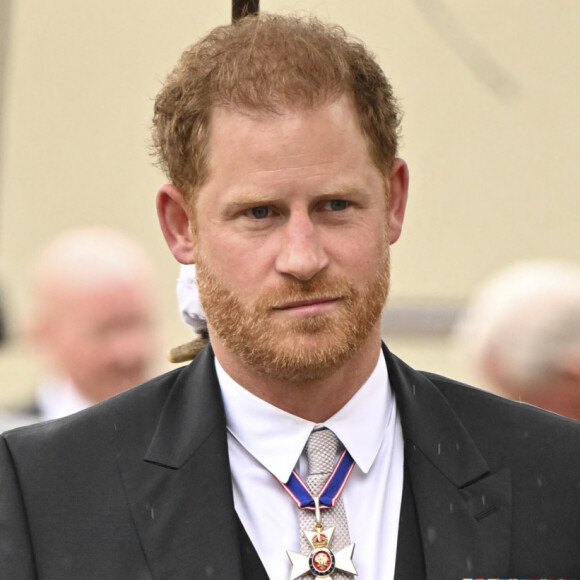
211, 331, 382, 422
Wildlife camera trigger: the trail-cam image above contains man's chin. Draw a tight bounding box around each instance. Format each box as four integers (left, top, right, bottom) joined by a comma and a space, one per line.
244, 334, 359, 383
256, 356, 340, 384
104, 374, 147, 397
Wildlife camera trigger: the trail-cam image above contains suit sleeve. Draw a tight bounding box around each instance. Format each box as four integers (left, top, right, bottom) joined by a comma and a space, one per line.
0, 434, 37, 578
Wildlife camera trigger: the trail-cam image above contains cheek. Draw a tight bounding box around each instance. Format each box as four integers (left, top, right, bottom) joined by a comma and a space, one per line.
55, 341, 101, 380
202, 234, 276, 289
68, 337, 102, 364
338, 228, 387, 274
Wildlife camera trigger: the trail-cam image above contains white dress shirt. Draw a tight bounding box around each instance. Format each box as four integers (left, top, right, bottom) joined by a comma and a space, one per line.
216, 350, 404, 579
37, 376, 93, 420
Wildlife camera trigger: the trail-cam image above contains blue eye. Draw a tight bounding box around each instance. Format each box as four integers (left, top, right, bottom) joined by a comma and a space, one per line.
328, 199, 348, 211
249, 206, 270, 219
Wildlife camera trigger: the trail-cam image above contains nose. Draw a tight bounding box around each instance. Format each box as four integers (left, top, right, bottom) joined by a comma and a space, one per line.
275, 212, 329, 281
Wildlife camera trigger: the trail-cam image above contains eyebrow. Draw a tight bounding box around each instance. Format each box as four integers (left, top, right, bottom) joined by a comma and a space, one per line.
227, 184, 369, 207
227, 192, 280, 208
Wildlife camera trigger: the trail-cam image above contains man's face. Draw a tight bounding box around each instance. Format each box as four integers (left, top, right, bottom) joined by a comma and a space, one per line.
44, 281, 158, 402
191, 95, 404, 383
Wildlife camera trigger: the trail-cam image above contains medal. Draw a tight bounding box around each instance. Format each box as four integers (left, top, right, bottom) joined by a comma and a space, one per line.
287, 497, 357, 579
278, 450, 358, 579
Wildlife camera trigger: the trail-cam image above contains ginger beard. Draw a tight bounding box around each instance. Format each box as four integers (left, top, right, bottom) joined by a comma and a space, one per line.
195, 244, 391, 384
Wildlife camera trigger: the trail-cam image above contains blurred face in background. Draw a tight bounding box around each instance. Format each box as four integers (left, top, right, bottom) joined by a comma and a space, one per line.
29, 228, 161, 403
34, 276, 159, 403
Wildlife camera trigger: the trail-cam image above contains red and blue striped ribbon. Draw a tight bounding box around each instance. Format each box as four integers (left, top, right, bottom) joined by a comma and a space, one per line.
277, 449, 355, 510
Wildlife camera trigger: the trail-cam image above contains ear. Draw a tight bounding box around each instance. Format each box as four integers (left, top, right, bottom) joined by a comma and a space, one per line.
386, 157, 409, 244
156, 184, 196, 264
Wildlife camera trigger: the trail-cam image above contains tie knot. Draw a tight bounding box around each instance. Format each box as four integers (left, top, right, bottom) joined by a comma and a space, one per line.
306, 428, 341, 477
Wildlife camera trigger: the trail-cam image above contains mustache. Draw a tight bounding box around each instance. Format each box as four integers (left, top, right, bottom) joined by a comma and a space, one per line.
256, 277, 356, 309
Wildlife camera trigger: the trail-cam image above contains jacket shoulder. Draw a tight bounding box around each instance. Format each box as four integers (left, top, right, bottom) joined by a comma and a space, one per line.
420, 370, 580, 466
2, 365, 187, 456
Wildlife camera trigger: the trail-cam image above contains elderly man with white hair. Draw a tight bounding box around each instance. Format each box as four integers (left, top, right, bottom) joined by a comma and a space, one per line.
455, 260, 580, 419
13, 227, 161, 424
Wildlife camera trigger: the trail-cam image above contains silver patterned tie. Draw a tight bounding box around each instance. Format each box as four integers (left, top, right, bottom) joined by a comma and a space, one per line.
299, 428, 354, 579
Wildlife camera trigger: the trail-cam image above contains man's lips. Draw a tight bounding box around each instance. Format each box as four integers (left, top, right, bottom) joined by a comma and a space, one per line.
273, 297, 340, 314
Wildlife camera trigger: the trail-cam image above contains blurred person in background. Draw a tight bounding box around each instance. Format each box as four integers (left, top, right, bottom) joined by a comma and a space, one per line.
14, 226, 160, 423
454, 260, 580, 419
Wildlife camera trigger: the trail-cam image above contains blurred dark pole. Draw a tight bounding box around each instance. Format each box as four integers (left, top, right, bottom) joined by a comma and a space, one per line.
232, 0, 259, 22
0, 0, 12, 346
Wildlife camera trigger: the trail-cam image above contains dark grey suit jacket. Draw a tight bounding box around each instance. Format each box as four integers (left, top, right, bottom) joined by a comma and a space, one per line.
2, 344, 580, 579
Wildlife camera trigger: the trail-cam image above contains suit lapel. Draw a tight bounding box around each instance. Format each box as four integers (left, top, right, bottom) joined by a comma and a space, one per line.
115, 347, 254, 579
385, 346, 512, 580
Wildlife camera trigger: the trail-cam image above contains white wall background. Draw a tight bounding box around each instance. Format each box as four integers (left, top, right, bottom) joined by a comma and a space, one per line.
1, 0, 580, 405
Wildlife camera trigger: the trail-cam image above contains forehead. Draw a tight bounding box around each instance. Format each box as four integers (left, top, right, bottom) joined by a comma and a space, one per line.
52, 278, 151, 317
202, 95, 380, 194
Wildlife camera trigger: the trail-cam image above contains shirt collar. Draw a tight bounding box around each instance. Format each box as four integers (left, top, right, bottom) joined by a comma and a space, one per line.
37, 376, 93, 421
216, 349, 393, 483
